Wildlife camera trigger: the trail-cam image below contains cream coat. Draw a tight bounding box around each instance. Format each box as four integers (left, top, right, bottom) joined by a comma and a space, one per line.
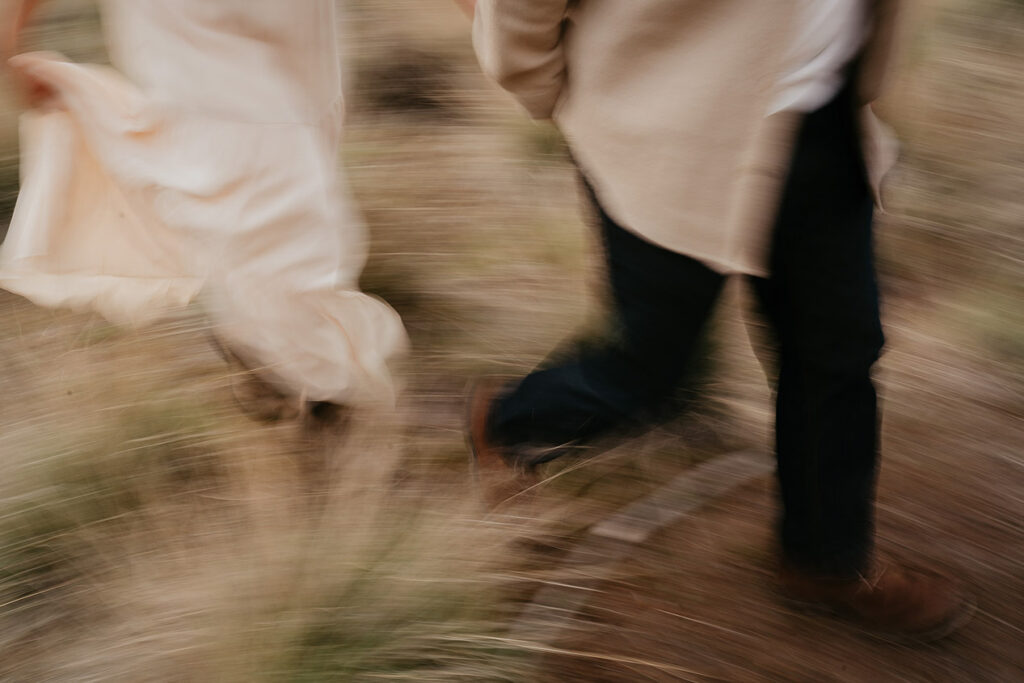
473, 0, 906, 275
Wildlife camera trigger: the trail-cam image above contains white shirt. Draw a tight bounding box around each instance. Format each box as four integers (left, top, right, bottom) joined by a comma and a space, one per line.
769, 0, 869, 115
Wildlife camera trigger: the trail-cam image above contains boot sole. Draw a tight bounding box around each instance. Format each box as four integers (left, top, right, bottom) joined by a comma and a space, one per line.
781, 592, 977, 645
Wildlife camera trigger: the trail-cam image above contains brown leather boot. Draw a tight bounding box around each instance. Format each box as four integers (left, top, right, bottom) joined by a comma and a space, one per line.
466, 379, 539, 508
778, 558, 974, 642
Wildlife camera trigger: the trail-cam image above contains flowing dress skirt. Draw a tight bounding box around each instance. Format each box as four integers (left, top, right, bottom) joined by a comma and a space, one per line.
0, 0, 406, 404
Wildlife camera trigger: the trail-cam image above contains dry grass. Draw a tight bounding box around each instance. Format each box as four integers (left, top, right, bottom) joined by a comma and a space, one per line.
0, 303, 541, 681
877, 0, 1023, 365
0, 0, 1020, 680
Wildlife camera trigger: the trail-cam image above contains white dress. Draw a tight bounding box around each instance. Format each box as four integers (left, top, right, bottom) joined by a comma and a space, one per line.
1, 0, 407, 405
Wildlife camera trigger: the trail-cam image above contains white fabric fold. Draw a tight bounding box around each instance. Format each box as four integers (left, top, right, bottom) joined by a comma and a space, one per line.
1, 2, 406, 405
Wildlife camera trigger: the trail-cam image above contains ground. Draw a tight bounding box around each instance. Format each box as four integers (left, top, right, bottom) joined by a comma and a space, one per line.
537, 307, 1024, 681
0, 0, 1020, 680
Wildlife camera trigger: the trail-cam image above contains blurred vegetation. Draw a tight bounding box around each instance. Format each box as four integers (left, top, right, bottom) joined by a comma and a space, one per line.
0, 0, 1020, 679
877, 0, 1023, 367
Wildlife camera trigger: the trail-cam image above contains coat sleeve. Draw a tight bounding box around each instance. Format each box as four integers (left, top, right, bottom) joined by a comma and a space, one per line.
472, 0, 570, 120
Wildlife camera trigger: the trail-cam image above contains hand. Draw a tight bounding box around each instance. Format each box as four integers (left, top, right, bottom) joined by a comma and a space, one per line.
2, 15, 20, 64
9, 65, 55, 108
2, 0, 36, 58
2, 0, 52, 107
453, 0, 476, 19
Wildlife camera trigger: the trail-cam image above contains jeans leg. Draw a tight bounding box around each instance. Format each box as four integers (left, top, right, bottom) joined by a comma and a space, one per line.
751, 80, 884, 576
489, 196, 726, 467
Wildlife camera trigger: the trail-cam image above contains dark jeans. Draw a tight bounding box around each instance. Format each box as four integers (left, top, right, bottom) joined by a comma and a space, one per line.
488, 76, 883, 576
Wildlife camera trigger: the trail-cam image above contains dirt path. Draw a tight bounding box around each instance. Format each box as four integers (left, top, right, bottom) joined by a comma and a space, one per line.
528, 306, 1023, 682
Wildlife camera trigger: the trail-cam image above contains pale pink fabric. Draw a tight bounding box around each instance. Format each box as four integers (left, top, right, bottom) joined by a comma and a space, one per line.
1, 0, 407, 405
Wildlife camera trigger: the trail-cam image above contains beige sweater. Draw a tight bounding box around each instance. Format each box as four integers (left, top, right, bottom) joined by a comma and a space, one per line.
473, 0, 905, 276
